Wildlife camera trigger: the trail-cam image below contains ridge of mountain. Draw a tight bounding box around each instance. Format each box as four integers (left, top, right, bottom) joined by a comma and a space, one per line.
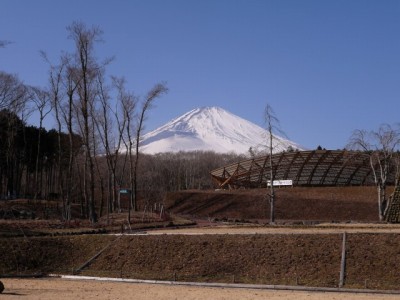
140, 106, 304, 154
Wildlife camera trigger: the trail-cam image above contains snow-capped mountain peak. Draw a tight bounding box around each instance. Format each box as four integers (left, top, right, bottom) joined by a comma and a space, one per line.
140, 106, 304, 154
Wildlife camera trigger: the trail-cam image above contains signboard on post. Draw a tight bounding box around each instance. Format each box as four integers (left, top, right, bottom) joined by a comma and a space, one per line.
119, 189, 131, 194
118, 189, 132, 211
267, 180, 293, 187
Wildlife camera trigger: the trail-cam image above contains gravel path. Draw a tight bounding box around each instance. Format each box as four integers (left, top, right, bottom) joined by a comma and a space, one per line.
1, 278, 400, 300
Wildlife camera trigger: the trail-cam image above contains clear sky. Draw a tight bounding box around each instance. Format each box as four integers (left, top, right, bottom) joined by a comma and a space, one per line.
1, 0, 399, 150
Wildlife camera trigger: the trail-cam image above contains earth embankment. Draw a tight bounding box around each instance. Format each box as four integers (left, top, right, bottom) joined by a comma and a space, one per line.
1, 232, 400, 290
165, 187, 390, 222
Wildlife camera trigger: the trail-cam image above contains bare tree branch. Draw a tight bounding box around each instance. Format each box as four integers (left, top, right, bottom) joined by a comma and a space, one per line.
348, 124, 400, 221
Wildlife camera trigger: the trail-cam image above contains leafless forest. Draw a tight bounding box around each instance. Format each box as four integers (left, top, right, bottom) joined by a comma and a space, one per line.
0, 22, 245, 223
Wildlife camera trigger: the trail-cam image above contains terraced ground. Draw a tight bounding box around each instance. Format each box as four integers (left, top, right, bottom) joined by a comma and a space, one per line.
165, 186, 393, 223
1, 186, 400, 295
1, 227, 400, 290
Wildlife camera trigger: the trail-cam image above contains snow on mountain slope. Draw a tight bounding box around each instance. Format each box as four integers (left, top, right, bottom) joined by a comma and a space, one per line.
140, 106, 304, 154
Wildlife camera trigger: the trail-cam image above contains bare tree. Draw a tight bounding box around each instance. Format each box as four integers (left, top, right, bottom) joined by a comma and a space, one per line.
133, 83, 168, 212
41, 52, 66, 204
0, 72, 27, 110
264, 104, 276, 223
30, 87, 52, 199
67, 21, 104, 223
61, 57, 80, 220
89, 99, 106, 218
263, 104, 285, 224
92, 71, 126, 218
93, 72, 113, 216
112, 77, 135, 221
348, 124, 400, 221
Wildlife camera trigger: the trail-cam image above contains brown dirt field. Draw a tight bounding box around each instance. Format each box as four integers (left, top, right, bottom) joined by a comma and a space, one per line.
1, 278, 399, 300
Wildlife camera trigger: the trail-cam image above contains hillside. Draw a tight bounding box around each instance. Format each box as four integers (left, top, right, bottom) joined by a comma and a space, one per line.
1, 233, 400, 289
165, 186, 393, 223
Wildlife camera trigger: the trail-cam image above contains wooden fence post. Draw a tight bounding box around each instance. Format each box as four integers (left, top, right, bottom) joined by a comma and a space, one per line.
339, 232, 347, 288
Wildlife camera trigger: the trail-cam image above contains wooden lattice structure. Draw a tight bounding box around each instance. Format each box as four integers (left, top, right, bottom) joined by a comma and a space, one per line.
385, 177, 400, 223
211, 150, 397, 189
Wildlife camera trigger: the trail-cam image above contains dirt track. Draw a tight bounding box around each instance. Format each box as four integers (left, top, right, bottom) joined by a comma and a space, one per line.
146, 223, 400, 235
1, 278, 399, 300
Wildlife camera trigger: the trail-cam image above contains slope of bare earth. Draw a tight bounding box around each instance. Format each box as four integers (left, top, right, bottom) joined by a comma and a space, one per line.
1, 186, 400, 295
1, 231, 400, 290
165, 186, 394, 223
1, 186, 393, 229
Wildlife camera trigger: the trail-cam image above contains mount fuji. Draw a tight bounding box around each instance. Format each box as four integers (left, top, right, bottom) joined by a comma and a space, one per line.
140, 106, 304, 155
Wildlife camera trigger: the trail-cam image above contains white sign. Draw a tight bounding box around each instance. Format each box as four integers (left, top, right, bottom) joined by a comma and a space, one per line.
267, 180, 293, 187
119, 189, 131, 194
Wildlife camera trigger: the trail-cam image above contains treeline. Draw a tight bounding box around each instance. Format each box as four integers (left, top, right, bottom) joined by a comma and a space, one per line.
0, 22, 245, 223
0, 109, 82, 201
0, 108, 243, 217
137, 151, 244, 200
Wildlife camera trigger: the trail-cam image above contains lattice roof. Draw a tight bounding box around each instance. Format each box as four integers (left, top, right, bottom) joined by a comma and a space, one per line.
210, 150, 397, 189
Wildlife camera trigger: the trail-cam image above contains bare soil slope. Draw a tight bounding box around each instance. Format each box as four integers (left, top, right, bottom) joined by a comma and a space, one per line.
1, 186, 399, 291
1, 233, 400, 290
165, 187, 392, 223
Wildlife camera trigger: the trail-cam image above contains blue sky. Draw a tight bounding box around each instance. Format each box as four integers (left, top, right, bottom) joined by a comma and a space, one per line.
1, 0, 399, 150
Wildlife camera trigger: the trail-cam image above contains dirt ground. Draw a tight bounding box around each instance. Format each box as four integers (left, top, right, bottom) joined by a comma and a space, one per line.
165, 186, 392, 222
146, 223, 400, 235
1, 186, 400, 296
2, 226, 400, 289
1, 278, 399, 300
